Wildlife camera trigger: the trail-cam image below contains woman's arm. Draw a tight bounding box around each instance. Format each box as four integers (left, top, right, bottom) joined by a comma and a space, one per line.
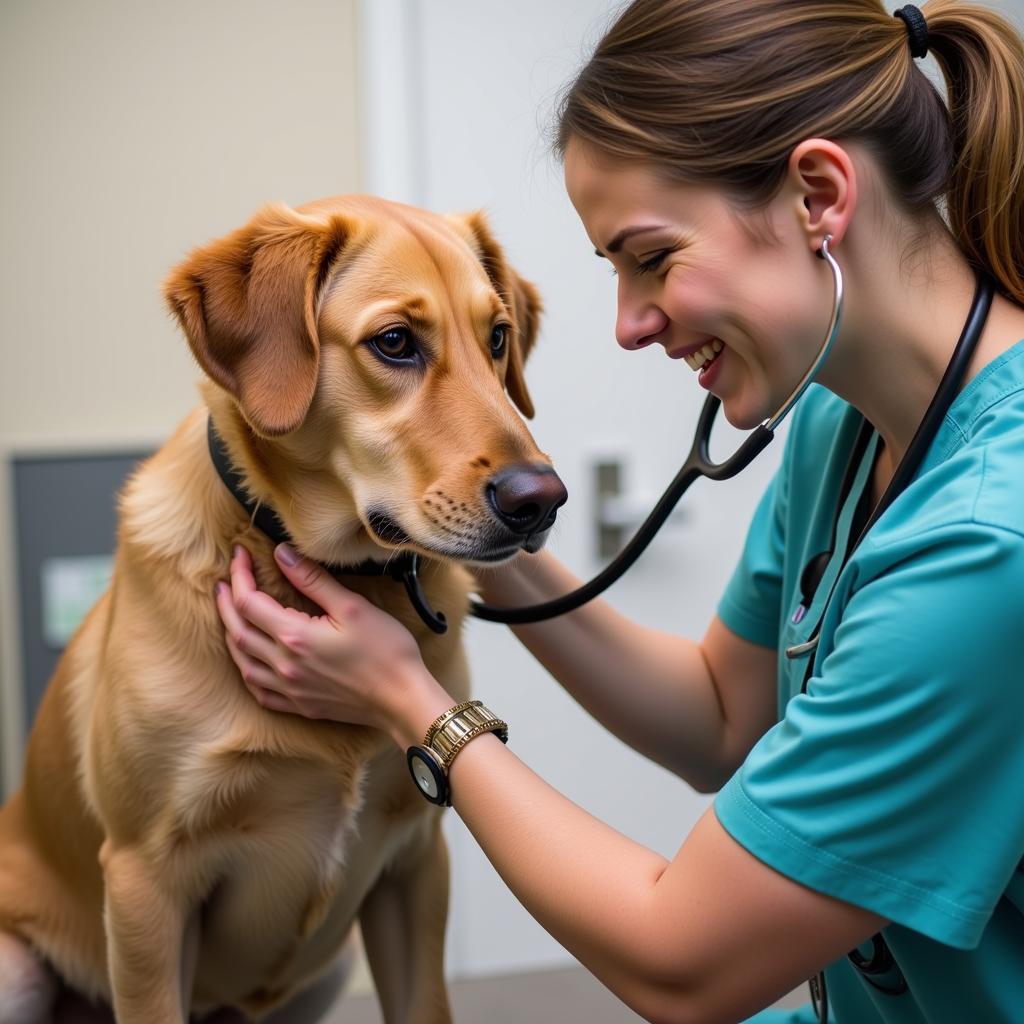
476, 550, 777, 790
217, 545, 885, 1024
417, 708, 886, 1024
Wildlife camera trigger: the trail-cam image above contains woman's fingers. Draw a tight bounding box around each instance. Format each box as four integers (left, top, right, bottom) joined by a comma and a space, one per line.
273, 543, 362, 622
230, 545, 306, 639
250, 686, 300, 715
223, 630, 272, 688
215, 543, 419, 728
218, 581, 297, 707
216, 582, 281, 664
218, 592, 299, 714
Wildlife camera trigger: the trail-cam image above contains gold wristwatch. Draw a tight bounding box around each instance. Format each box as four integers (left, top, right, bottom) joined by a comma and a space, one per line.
406, 700, 508, 806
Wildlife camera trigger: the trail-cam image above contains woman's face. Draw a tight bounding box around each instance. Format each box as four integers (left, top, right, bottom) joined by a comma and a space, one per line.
563, 138, 830, 429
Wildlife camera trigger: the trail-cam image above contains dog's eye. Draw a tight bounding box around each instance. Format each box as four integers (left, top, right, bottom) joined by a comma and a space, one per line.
370, 328, 418, 364
490, 324, 510, 359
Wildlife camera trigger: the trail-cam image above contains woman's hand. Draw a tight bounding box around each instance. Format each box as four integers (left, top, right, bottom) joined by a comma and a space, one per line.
215, 543, 435, 735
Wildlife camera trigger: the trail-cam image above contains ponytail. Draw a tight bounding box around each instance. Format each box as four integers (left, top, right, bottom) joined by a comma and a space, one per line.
925, 1, 1024, 303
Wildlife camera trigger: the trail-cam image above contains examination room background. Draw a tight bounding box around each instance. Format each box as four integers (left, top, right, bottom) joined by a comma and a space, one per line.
4, 0, 1019, 994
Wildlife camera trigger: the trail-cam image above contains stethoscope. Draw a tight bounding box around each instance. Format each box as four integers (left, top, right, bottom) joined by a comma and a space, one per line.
210, 234, 992, 666
467, 238, 991, 635
473, 241, 993, 1024
475, 234, 990, 1019
785, 268, 993, 674
470, 234, 845, 626
218, 233, 846, 636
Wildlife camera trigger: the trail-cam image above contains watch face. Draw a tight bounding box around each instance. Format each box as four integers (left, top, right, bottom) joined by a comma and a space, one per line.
407, 746, 447, 805
412, 755, 439, 799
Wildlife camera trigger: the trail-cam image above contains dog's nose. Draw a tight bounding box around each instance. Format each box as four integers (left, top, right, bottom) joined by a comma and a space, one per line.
486, 465, 568, 536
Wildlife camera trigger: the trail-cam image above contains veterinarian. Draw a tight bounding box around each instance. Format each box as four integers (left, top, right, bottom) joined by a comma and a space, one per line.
216, 1, 1024, 1020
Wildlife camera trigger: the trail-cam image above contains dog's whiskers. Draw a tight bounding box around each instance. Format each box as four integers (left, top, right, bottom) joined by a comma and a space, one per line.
424, 514, 474, 541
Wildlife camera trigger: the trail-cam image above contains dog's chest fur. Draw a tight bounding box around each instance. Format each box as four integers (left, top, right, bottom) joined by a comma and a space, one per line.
183, 739, 432, 1011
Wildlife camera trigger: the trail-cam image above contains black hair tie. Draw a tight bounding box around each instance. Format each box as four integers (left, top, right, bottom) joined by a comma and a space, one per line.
895, 4, 929, 60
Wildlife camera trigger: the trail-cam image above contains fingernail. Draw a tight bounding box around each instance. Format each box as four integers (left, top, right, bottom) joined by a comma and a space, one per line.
276, 543, 300, 566
233, 545, 244, 560
215, 581, 227, 597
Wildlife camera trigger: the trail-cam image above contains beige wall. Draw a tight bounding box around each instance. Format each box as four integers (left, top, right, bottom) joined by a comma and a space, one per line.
0, 0, 363, 790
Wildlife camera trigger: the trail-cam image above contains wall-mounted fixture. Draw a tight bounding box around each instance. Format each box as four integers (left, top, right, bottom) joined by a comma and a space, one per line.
592, 457, 688, 561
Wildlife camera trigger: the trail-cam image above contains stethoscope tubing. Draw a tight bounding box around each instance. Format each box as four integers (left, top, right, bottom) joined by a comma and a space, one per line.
784, 270, 994, 661
470, 408, 776, 625
470, 237, 846, 625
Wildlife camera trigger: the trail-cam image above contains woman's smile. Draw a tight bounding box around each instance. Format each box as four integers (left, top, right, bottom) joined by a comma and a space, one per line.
673, 337, 725, 371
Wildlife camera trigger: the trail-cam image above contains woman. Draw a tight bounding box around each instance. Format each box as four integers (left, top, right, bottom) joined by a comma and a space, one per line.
216, 2, 1024, 1020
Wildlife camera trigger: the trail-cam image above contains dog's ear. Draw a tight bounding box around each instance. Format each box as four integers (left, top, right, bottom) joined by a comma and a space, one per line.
454, 211, 542, 419
164, 204, 351, 436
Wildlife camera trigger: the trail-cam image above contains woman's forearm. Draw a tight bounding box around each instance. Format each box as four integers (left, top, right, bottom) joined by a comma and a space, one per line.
474, 551, 731, 791
386, 678, 698, 1022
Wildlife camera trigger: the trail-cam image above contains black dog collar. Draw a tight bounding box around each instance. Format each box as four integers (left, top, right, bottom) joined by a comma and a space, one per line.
206, 417, 448, 634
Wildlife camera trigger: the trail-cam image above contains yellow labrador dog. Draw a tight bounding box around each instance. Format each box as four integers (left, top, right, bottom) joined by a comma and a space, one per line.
0, 196, 565, 1023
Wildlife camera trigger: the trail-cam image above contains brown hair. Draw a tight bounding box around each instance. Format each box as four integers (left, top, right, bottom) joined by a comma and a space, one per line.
556, 0, 1024, 303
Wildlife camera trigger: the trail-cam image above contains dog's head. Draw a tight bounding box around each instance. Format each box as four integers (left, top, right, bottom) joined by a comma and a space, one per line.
164, 196, 565, 567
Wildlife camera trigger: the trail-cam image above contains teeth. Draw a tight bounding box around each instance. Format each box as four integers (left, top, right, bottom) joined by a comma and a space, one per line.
684, 338, 724, 372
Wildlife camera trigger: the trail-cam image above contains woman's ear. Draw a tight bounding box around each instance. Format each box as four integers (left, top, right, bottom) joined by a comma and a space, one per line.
449, 210, 542, 419
164, 204, 351, 437
787, 139, 858, 253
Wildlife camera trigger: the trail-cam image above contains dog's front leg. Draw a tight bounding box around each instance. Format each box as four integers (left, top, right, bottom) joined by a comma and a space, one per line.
100, 842, 194, 1024
359, 818, 453, 1024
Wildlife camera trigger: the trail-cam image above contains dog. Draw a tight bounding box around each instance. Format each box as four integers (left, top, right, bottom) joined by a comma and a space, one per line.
0, 195, 565, 1023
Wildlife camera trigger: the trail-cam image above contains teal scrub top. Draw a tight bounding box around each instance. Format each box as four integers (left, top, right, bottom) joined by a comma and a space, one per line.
714, 341, 1024, 1023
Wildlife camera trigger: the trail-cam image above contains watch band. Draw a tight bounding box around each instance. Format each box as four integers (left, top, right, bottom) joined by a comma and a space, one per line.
422, 699, 483, 748
432, 714, 508, 771
407, 700, 508, 806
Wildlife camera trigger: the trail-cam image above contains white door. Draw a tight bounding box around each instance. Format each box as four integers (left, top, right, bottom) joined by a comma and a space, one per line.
358, 0, 786, 978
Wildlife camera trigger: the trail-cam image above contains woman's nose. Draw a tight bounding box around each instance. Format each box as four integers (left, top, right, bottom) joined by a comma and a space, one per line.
614, 293, 669, 351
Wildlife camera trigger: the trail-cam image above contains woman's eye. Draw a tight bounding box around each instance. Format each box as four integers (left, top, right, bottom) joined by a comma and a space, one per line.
370, 327, 418, 364
636, 250, 671, 275
490, 324, 510, 359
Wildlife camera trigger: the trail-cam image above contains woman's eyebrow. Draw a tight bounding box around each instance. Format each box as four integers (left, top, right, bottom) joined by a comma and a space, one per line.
594, 223, 668, 258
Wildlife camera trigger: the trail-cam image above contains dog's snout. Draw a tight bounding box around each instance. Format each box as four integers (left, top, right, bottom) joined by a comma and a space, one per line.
486, 465, 568, 536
